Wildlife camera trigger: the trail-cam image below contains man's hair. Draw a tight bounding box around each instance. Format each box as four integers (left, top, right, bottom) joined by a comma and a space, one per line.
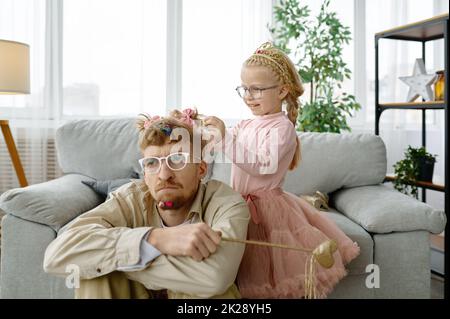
136, 108, 206, 153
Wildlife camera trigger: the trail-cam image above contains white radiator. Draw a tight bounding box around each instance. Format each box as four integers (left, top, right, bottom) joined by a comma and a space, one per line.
0, 128, 63, 194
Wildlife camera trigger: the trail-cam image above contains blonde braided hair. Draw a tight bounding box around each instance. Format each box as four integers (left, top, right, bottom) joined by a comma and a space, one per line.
245, 42, 304, 170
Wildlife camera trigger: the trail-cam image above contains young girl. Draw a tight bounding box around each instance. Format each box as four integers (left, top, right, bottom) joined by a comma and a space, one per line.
203, 42, 360, 298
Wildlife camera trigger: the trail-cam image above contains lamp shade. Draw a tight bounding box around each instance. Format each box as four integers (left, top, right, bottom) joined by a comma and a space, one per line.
0, 39, 30, 94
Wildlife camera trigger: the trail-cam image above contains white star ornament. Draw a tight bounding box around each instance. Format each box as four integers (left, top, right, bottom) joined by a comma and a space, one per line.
399, 58, 437, 102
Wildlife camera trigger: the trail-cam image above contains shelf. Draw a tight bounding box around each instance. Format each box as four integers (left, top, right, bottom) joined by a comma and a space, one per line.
384, 175, 445, 192
376, 13, 448, 279
376, 13, 448, 41
378, 101, 445, 110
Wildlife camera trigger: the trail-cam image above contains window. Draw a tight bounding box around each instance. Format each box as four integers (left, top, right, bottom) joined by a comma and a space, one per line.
181, 0, 273, 120
6, 0, 445, 123
63, 0, 167, 117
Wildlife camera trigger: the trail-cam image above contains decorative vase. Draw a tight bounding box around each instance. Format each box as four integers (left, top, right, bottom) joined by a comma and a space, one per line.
416, 157, 435, 182
434, 70, 445, 101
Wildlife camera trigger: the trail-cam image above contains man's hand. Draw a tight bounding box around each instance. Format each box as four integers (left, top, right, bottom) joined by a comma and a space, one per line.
203, 116, 226, 138
148, 223, 222, 262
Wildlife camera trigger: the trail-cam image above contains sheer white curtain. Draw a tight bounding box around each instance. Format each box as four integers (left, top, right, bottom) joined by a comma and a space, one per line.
181, 0, 274, 123
0, 0, 60, 193
0, 0, 167, 192
62, 0, 167, 117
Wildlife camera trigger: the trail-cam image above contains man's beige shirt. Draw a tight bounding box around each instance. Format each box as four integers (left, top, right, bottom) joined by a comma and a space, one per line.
44, 179, 250, 298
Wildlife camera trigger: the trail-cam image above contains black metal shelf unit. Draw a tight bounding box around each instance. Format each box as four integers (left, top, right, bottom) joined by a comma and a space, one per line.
374, 13, 448, 294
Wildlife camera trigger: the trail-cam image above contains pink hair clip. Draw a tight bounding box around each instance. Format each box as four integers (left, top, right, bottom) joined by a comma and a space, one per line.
179, 108, 195, 126
143, 115, 161, 129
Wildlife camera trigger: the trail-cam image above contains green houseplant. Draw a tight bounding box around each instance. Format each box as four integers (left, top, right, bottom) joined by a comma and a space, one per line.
393, 146, 437, 198
269, 0, 361, 132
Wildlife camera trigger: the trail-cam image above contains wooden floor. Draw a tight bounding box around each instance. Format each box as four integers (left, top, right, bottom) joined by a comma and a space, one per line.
431, 273, 444, 299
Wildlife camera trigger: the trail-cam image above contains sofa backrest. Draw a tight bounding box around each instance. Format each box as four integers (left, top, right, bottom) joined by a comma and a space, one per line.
56, 118, 141, 180
211, 132, 387, 195
56, 119, 387, 195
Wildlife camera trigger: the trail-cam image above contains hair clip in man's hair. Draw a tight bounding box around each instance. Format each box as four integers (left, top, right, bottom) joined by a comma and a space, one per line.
142, 114, 161, 129
158, 124, 173, 136
179, 108, 195, 126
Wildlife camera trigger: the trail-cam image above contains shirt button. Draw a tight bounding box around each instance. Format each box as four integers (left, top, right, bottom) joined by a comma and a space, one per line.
96, 268, 101, 273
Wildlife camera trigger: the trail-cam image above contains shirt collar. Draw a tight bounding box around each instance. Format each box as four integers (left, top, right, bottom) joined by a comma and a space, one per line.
186, 183, 205, 221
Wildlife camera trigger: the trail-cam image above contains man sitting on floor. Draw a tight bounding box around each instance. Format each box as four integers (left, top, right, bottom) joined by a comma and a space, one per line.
43, 109, 250, 299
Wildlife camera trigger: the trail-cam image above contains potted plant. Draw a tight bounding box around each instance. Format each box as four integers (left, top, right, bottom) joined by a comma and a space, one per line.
269, 0, 361, 133
393, 146, 437, 198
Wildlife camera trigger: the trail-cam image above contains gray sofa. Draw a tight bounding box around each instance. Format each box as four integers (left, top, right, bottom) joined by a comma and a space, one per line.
0, 118, 446, 299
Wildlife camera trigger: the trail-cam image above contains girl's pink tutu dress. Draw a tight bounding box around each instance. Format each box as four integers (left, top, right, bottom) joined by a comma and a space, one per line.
222, 111, 360, 298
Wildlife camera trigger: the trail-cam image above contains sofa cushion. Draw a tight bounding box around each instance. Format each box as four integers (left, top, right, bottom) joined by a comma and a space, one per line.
81, 172, 140, 200
0, 174, 103, 231
283, 132, 387, 195
56, 118, 141, 180
330, 184, 446, 234
325, 209, 373, 275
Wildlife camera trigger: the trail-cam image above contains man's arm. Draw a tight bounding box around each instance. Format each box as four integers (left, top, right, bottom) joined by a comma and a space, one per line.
147, 223, 222, 262
43, 188, 152, 279
116, 230, 162, 271
125, 197, 250, 298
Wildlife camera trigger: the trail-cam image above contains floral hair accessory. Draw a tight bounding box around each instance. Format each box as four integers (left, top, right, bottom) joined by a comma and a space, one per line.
179, 108, 195, 126
158, 123, 173, 137
143, 114, 161, 129
254, 42, 273, 55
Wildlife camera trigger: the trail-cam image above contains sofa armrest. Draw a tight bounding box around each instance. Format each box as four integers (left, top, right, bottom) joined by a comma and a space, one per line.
0, 174, 104, 231
330, 184, 446, 234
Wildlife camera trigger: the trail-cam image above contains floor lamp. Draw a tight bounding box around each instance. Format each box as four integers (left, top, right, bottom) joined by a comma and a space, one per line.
0, 39, 30, 187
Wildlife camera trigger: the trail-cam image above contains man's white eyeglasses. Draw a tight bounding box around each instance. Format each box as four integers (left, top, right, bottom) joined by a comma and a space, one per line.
139, 152, 190, 174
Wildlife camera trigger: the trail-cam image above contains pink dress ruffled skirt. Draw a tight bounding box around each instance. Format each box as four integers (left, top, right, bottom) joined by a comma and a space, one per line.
226, 112, 360, 299
236, 188, 360, 299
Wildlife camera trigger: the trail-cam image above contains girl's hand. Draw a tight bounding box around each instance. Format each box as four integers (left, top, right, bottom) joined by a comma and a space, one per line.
203, 116, 226, 138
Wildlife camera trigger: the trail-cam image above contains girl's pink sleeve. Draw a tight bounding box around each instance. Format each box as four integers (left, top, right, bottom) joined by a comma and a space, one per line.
222, 121, 297, 176
221, 119, 244, 153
